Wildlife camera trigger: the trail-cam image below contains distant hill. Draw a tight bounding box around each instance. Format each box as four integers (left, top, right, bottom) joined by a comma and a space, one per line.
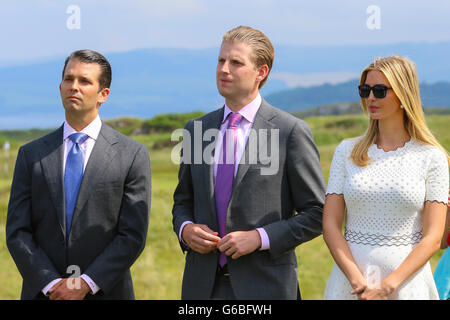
292, 102, 363, 118
292, 101, 450, 119
266, 80, 359, 111
266, 80, 450, 112
2, 41, 450, 129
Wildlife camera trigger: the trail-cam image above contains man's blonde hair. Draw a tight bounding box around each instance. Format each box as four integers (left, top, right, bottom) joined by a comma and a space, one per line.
351, 55, 450, 166
222, 26, 274, 89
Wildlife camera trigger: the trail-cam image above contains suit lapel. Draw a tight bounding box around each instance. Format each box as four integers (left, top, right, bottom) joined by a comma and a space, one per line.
202, 101, 277, 226
69, 123, 118, 232
203, 108, 224, 229
40, 125, 66, 238
231, 100, 276, 197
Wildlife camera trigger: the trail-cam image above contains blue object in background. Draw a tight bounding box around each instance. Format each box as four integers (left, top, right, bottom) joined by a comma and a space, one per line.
434, 248, 450, 300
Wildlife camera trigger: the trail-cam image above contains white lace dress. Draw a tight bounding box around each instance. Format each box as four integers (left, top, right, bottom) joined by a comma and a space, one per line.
323, 139, 449, 300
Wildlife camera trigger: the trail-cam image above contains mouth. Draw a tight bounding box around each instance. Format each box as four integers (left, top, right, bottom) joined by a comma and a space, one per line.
67, 96, 81, 101
368, 106, 378, 112
219, 79, 232, 84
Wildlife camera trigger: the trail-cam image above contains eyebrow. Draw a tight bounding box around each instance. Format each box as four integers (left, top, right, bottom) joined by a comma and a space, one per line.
364, 83, 388, 86
63, 74, 94, 83
218, 55, 245, 62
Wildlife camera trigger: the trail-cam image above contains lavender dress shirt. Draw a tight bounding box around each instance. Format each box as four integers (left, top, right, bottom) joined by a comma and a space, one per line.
179, 94, 270, 250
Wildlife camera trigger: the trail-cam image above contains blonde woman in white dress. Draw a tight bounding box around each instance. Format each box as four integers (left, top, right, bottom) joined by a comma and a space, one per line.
323, 55, 450, 300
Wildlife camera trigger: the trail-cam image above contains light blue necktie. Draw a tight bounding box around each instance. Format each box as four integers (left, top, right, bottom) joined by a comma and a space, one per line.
64, 132, 88, 244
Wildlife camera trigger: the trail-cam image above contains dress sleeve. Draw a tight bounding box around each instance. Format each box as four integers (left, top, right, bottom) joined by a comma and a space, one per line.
326, 140, 348, 196
425, 148, 449, 204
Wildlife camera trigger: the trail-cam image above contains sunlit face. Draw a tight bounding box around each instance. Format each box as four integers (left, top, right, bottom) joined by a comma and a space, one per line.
364, 69, 402, 120
59, 59, 109, 119
216, 41, 264, 104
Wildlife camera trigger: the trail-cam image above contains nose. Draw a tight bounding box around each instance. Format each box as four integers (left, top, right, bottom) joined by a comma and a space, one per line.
367, 89, 376, 101
219, 60, 230, 74
69, 79, 79, 92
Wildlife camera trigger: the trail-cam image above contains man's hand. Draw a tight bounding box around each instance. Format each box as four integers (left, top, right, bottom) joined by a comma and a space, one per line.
217, 230, 261, 259
48, 278, 91, 300
182, 223, 221, 254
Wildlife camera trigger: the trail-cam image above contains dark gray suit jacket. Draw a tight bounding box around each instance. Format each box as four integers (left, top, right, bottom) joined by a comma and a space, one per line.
172, 100, 325, 299
6, 122, 151, 299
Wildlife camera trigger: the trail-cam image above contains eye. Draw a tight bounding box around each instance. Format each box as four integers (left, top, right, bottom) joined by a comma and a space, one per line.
80, 78, 91, 84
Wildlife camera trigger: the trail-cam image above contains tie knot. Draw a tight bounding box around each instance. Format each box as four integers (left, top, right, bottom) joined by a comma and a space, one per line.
68, 132, 88, 145
227, 112, 242, 128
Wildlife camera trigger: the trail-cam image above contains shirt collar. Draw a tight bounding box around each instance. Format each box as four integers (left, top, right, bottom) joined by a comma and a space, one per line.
222, 93, 262, 124
63, 115, 102, 141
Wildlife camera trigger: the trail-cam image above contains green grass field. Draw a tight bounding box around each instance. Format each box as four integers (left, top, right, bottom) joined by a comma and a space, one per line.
0, 114, 448, 300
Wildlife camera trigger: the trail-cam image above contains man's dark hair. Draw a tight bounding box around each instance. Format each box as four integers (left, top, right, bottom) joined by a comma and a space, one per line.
62, 49, 112, 90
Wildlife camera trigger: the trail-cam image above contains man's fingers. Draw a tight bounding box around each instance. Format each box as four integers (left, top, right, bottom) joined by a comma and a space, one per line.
49, 279, 64, 293
194, 237, 218, 249
217, 233, 232, 247
218, 237, 236, 256
217, 235, 230, 252
49, 290, 61, 300
196, 226, 220, 242
231, 251, 242, 259
224, 245, 244, 259
199, 224, 219, 236
186, 224, 220, 242
183, 224, 222, 254
189, 232, 220, 254
219, 230, 263, 260
48, 279, 65, 297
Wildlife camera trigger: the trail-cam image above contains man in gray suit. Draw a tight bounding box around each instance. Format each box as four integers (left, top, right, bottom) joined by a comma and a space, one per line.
172, 26, 325, 299
6, 50, 151, 300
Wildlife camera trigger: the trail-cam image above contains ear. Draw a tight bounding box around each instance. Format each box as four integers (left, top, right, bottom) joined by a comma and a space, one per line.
97, 88, 111, 104
256, 64, 269, 84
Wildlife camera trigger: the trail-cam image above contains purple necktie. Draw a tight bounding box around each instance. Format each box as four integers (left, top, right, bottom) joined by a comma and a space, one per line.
215, 112, 242, 267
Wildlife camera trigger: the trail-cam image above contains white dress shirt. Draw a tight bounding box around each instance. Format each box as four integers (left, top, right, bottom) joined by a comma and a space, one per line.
42, 115, 102, 296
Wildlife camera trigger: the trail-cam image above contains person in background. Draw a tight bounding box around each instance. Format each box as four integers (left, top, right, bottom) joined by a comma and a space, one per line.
433, 191, 450, 300
323, 55, 449, 300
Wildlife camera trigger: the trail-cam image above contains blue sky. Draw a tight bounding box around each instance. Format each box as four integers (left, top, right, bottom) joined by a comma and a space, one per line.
1, 1, 450, 129
1, 0, 450, 65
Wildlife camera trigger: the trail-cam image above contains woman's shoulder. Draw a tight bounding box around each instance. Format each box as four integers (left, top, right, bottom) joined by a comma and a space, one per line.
335, 137, 360, 153
410, 140, 447, 158
409, 140, 449, 168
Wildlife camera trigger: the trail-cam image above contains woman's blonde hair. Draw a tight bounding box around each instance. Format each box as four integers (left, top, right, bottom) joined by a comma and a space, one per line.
351, 55, 450, 166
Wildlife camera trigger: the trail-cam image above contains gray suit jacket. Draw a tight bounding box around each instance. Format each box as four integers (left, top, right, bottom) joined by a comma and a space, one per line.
6, 122, 151, 299
172, 99, 325, 299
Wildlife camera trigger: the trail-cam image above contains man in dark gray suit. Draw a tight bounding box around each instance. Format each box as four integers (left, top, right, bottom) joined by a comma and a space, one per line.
172, 26, 325, 299
6, 50, 151, 300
